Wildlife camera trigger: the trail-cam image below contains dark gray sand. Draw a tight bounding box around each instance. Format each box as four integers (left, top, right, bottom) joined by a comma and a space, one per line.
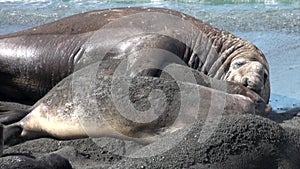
2, 111, 300, 169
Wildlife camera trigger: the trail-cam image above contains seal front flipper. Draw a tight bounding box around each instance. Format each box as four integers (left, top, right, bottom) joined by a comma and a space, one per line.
3, 122, 49, 146
3, 123, 24, 146
0, 110, 31, 125
0, 101, 31, 112
0, 102, 32, 125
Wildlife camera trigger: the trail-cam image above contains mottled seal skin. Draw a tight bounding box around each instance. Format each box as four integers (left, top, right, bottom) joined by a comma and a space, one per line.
3, 67, 264, 146
1, 64, 267, 146
0, 7, 270, 105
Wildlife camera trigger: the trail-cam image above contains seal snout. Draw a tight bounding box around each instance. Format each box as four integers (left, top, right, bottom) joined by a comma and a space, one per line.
227, 57, 270, 102
241, 75, 263, 94
241, 77, 249, 87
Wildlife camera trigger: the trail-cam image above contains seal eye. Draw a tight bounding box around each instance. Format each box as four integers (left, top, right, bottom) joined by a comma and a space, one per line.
231, 59, 247, 70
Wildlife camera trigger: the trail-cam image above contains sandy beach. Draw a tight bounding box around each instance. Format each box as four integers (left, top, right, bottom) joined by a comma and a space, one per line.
2, 110, 300, 169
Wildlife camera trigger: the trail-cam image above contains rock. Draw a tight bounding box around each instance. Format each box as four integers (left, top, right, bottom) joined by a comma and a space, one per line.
3, 137, 141, 169
0, 153, 72, 169
3, 113, 300, 169
0, 124, 3, 157
110, 114, 291, 169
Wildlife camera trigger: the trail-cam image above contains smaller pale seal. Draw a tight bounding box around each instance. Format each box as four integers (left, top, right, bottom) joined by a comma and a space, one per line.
3, 66, 266, 146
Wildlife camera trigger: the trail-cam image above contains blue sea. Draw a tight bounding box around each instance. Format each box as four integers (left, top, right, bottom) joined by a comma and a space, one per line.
0, 0, 299, 111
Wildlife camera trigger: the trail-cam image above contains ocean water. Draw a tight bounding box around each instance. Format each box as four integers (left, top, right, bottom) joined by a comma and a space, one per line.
0, 0, 299, 111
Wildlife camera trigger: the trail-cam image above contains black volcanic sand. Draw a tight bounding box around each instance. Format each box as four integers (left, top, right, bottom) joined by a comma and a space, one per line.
2, 111, 300, 169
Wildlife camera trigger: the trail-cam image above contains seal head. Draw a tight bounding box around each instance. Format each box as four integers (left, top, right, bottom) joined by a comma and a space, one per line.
225, 51, 270, 103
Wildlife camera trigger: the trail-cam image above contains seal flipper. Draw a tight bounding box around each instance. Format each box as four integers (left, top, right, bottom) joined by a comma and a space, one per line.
3, 123, 24, 146
0, 110, 31, 125
0, 101, 31, 125
3, 123, 46, 146
0, 101, 31, 112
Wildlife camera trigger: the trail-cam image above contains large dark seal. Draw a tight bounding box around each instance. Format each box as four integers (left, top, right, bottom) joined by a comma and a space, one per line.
0, 7, 270, 145
0, 7, 270, 105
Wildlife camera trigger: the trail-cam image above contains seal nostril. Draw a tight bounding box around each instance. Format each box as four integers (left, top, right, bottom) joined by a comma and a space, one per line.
264, 72, 268, 84
242, 78, 248, 87
256, 99, 264, 104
